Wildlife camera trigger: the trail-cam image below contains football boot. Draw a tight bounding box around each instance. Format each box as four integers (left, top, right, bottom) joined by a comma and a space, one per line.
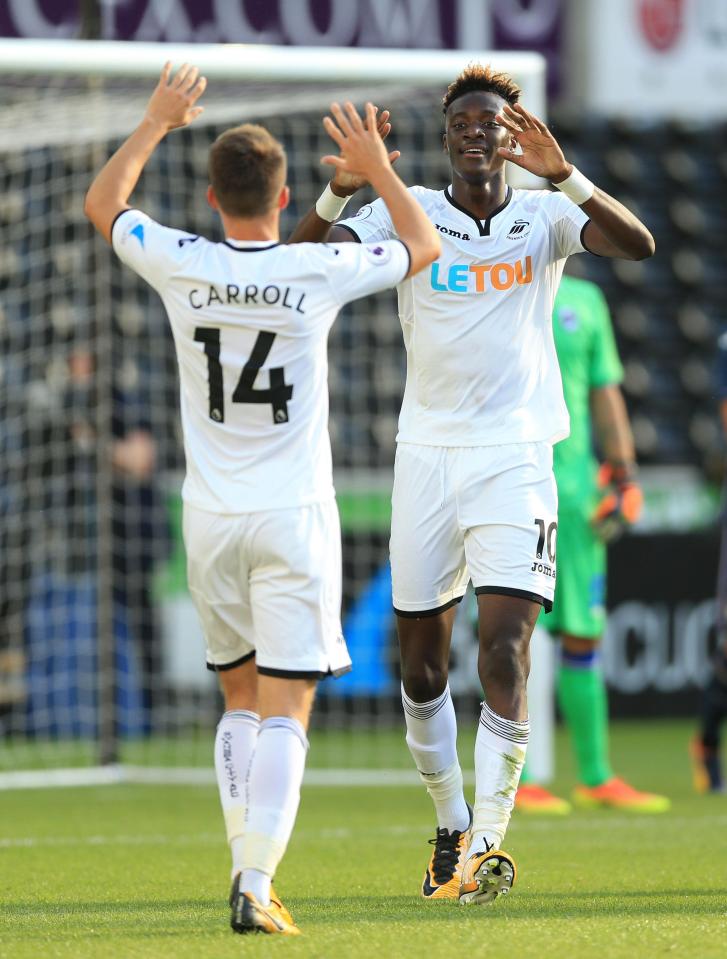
459, 846, 517, 906
229, 874, 300, 935
572, 776, 670, 812
515, 783, 571, 815
421, 804, 472, 901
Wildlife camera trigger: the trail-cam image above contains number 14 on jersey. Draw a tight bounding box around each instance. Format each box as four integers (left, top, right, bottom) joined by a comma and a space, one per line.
194, 327, 293, 425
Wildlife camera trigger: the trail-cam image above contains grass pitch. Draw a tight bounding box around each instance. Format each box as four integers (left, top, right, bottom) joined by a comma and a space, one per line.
1, 720, 726, 958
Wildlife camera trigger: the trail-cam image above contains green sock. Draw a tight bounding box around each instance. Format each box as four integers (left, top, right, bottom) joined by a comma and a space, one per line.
557, 651, 613, 787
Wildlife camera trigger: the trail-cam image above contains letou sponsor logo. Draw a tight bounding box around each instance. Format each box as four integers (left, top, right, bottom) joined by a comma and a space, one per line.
430, 256, 532, 293
639, 0, 685, 52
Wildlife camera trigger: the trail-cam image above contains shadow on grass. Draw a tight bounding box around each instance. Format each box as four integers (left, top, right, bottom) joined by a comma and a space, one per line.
5, 898, 216, 920
7, 888, 727, 932
3, 899, 235, 945
295, 889, 727, 923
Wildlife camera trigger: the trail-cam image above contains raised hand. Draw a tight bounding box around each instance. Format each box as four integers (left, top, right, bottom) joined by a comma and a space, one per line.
144, 62, 207, 133
495, 103, 571, 182
324, 103, 400, 195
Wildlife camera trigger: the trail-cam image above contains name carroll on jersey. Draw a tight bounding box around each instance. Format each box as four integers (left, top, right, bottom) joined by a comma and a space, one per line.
188, 282, 306, 313
110, 208, 410, 515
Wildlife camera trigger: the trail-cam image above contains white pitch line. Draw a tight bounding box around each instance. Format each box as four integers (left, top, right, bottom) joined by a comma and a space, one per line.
0, 766, 465, 791
3, 817, 726, 850
0, 824, 424, 849
0, 833, 219, 849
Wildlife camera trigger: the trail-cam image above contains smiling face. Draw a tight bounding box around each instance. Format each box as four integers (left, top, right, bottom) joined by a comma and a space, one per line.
443, 90, 513, 186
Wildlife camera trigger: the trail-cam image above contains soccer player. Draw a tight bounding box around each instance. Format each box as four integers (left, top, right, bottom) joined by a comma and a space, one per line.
84, 63, 440, 934
515, 274, 670, 814
691, 331, 727, 794
291, 64, 655, 905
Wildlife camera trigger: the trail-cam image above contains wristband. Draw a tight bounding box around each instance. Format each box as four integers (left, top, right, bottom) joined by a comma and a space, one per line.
315, 183, 351, 222
552, 166, 595, 205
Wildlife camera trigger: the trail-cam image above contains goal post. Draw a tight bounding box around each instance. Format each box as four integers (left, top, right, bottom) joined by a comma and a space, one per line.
0, 39, 549, 787
0, 38, 545, 101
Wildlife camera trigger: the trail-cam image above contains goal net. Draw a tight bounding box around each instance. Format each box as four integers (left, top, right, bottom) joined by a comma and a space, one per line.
0, 40, 545, 786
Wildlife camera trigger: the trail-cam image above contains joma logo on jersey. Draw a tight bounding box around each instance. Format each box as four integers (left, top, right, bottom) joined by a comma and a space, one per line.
435, 222, 471, 241
430, 256, 532, 293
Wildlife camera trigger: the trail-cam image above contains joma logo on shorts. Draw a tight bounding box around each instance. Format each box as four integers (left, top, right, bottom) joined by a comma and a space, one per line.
531, 561, 556, 578
430, 256, 532, 293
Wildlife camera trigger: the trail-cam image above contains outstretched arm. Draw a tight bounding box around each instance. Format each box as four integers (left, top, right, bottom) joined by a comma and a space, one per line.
84, 63, 206, 244
495, 104, 655, 261
287, 200, 359, 245
320, 101, 439, 276
287, 107, 399, 244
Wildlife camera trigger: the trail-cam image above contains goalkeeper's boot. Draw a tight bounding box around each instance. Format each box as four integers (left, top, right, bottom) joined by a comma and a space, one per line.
515, 783, 571, 815
229, 874, 300, 935
690, 738, 724, 794
572, 776, 670, 813
458, 845, 516, 906
421, 804, 472, 901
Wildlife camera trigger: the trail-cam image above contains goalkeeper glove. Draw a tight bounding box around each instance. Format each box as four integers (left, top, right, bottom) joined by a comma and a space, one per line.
591, 463, 643, 543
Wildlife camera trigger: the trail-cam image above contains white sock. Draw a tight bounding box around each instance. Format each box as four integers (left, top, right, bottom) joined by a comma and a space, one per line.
241, 868, 270, 906
214, 709, 260, 879
402, 683, 470, 832
470, 702, 529, 854
241, 716, 309, 907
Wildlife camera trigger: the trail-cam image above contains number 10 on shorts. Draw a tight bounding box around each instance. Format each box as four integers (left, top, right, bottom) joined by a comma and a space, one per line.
533, 517, 557, 563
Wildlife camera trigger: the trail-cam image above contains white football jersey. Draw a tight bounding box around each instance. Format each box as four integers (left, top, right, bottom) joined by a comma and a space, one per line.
338, 186, 590, 447
112, 209, 409, 513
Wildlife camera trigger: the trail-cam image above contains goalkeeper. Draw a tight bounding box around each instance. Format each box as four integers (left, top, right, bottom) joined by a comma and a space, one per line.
516, 274, 670, 814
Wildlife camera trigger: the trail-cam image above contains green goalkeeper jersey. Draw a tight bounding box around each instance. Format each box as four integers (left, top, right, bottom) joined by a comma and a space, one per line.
552, 275, 624, 506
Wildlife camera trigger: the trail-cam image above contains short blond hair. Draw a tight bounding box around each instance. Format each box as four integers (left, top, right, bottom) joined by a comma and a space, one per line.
208, 123, 287, 218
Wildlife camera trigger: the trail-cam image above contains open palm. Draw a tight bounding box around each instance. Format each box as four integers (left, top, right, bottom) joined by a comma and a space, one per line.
144, 62, 206, 132
495, 103, 570, 181
328, 107, 400, 196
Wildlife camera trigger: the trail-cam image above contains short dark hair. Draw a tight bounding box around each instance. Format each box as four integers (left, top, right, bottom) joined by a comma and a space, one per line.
442, 63, 521, 115
208, 124, 286, 218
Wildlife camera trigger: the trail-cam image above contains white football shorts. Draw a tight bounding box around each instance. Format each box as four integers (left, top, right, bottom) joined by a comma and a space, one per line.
390, 442, 558, 616
183, 498, 351, 678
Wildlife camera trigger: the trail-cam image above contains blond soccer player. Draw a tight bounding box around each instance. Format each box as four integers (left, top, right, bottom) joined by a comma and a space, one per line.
84, 63, 439, 935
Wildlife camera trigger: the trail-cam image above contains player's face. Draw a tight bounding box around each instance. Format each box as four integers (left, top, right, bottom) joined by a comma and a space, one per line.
443, 91, 512, 184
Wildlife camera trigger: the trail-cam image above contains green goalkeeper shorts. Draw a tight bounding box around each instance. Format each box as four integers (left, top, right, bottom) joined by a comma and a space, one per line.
539, 499, 606, 639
